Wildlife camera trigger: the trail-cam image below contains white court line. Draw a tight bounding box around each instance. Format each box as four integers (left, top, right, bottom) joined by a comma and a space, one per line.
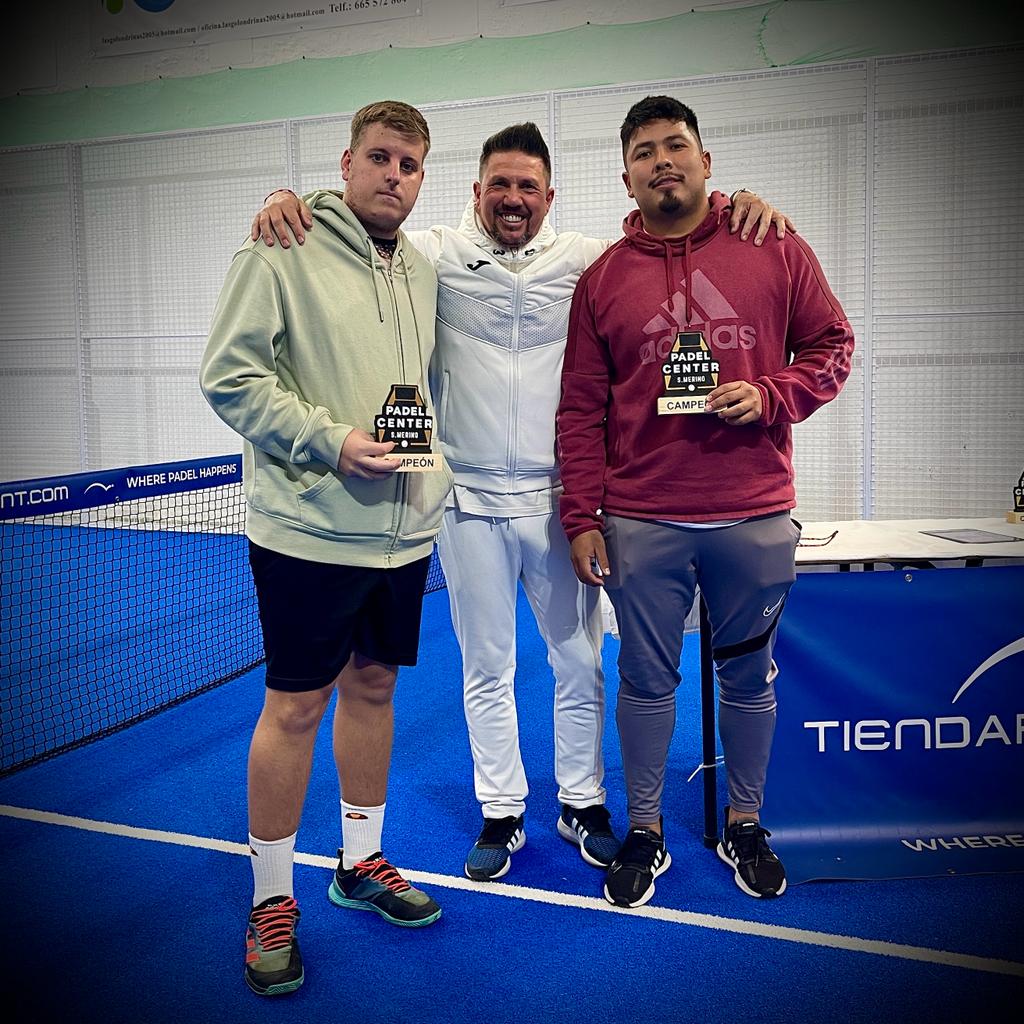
3, 802, 1023, 979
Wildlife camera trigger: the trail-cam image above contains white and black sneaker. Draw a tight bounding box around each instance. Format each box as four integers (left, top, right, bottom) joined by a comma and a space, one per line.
717, 806, 787, 898
557, 803, 621, 867
464, 815, 525, 881
603, 824, 671, 908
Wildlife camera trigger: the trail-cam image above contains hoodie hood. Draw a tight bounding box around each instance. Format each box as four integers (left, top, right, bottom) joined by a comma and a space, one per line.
620, 190, 731, 325
306, 188, 379, 259
304, 188, 418, 272
457, 198, 557, 264
305, 188, 419, 330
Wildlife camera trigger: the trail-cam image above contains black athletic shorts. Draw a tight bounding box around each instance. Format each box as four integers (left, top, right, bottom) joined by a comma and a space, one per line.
248, 540, 432, 692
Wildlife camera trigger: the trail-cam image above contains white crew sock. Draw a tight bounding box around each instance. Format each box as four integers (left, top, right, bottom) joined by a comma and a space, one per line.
249, 831, 296, 907
341, 801, 385, 870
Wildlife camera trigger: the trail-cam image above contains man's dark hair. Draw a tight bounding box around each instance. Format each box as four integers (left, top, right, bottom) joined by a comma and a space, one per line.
478, 122, 551, 180
619, 96, 702, 163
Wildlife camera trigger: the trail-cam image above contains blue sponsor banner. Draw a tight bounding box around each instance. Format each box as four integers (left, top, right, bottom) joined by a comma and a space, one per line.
0, 456, 242, 522
763, 565, 1024, 882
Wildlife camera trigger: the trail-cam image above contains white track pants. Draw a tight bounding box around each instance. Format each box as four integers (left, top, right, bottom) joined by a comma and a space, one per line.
437, 508, 606, 819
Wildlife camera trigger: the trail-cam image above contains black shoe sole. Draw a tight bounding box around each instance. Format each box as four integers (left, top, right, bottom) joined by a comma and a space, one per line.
244, 966, 304, 996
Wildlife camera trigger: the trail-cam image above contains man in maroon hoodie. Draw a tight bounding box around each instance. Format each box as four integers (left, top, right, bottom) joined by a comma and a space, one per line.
557, 95, 854, 908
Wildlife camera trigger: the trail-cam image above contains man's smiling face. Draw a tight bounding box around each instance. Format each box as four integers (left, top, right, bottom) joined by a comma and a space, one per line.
473, 150, 554, 249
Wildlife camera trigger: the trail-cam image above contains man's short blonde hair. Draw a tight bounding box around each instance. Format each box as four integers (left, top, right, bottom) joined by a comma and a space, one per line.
350, 101, 431, 157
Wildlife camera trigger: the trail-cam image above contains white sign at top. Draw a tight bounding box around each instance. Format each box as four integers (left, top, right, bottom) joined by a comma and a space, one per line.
91, 0, 421, 57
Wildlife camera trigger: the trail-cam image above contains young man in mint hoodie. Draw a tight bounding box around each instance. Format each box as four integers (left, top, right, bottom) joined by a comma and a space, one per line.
201, 100, 452, 997
558, 95, 854, 909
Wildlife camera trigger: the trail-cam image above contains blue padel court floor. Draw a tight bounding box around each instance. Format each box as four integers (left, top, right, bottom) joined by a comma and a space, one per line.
3, 588, 1022, 1023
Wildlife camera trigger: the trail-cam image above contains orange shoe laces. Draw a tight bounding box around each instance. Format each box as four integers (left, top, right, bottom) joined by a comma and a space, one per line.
354, 856, 411, 893
247, 896, 299, 957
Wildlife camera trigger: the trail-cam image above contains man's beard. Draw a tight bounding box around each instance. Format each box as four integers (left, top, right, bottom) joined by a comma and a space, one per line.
657, 192, 684, 216
488, 209, 535, 248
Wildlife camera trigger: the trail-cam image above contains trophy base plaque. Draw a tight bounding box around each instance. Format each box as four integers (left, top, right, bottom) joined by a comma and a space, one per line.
658, 396, 710, 415
1007, 510, 1024, 525
394, 453, 439, 473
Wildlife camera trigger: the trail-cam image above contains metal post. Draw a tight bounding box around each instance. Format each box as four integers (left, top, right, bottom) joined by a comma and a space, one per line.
699, 595, 718, 848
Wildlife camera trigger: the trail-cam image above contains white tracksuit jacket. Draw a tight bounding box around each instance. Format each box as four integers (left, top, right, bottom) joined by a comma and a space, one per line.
413, 202, 608, 505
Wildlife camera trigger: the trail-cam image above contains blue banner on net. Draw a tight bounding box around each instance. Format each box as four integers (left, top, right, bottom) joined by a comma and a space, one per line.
0, 456, 242, 522
763, 565, 1024, 882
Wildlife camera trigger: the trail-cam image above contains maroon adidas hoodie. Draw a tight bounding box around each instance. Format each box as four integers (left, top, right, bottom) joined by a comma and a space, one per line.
557, 191, 854, 539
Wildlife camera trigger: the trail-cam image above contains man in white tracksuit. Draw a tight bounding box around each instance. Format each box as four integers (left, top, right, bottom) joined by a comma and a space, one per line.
253, 122, 786, 881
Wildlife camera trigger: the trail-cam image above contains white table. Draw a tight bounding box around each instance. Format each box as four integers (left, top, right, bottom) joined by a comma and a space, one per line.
794, 517, 1024, 567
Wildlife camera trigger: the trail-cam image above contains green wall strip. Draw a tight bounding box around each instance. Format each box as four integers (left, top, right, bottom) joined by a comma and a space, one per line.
0, 2, 1018, 147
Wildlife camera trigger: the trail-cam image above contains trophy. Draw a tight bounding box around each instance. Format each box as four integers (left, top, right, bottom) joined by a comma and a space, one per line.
1008, 467, 1024, 524
375, 384, 439, 472
657, 332, 719, 415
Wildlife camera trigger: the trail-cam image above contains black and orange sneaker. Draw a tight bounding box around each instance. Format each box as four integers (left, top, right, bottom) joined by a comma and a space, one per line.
244, 895, 303, 996
328, 850, 441, 927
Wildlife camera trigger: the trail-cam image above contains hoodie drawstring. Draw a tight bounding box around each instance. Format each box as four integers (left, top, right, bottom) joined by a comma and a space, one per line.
663, 240, 675, 311
661, 234, 692, 326
398, 247, 427, 388
683, 234, 692, 327
366, 237, 385, 324
623, 193, 730, 329
371, 242, 426, 388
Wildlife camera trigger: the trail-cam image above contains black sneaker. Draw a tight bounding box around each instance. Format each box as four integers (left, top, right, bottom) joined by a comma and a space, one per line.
464, 815, 525, 880
716, 807, 787, 898
329, 850, 441, 927
557, 803, 621, 867
244, 895, 303, 996
603, 824, 671, 908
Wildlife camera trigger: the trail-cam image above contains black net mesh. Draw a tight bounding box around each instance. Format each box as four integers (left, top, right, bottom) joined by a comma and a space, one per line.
0, 462, 446, 777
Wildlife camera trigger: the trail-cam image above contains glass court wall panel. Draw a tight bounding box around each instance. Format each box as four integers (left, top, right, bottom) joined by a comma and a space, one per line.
0, 147, 80, 481
870, 47, 1024, 516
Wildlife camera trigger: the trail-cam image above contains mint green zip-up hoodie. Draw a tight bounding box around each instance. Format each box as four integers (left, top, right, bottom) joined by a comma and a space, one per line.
201, 190, 452, 567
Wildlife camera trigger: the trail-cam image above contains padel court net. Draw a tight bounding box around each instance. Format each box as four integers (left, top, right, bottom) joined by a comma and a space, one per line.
0, 455, 445, 777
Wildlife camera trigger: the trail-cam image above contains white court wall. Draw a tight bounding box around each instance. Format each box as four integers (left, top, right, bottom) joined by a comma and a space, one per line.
0, 3, 1021, 519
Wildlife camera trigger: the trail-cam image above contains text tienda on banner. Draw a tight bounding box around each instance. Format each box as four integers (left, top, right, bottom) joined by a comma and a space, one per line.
91, 1, 421, 58
762, 566, 1024, 883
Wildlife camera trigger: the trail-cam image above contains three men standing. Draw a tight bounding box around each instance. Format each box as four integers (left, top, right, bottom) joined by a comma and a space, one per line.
253, 119, 786, 889
205, 91, 820, 998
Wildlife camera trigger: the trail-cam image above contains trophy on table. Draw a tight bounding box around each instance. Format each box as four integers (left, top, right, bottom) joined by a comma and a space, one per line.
657, 332, 719, 415
1008, 467, 1024, 524
375, 384, 439, 472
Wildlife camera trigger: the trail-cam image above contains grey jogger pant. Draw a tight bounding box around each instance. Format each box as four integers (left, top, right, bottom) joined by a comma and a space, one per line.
603, 512, 800, 825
